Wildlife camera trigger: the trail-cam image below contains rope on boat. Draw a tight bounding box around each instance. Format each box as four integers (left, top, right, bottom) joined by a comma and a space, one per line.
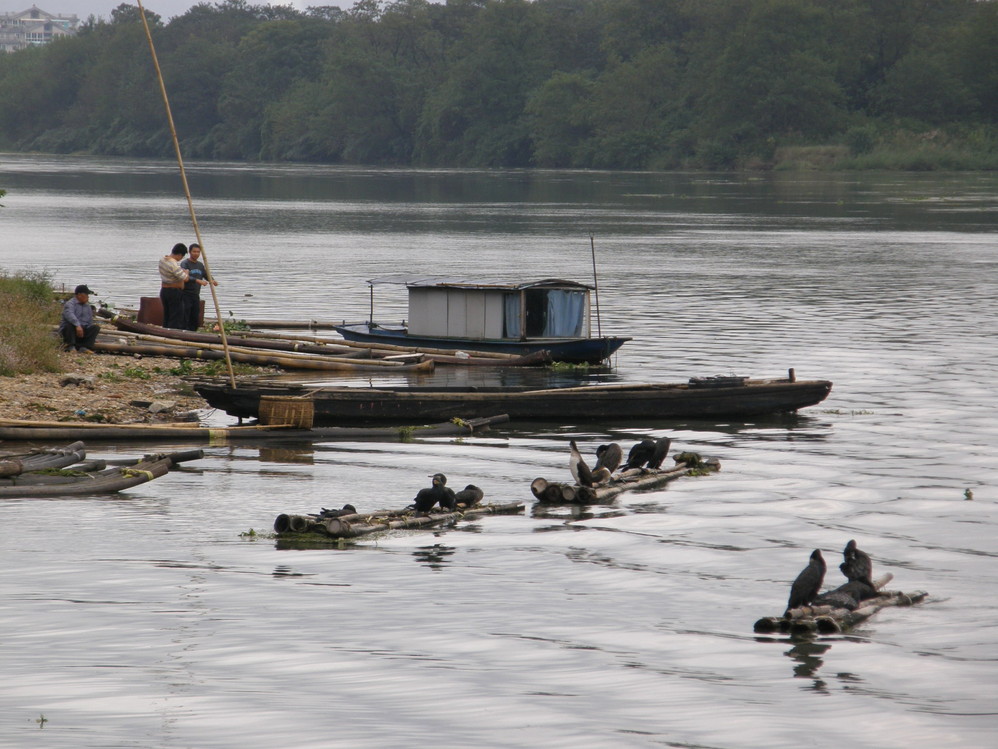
136, 0, 236, 388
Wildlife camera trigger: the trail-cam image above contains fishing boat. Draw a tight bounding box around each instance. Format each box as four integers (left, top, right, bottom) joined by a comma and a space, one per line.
192, 371, 832, 425
333, 277, 630, 364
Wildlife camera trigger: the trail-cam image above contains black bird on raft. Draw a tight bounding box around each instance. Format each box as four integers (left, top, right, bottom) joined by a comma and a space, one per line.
786, 549, 826, 617
453, 484, 484, 507
623, 439, 656, 470
595, 443, 622, 473
318, 504, 356, 519
569, 440, 594, 487
813, 580, 879, 611
411, 473, 457, 513
647, 437, 672, 470
840, 539, 874, 586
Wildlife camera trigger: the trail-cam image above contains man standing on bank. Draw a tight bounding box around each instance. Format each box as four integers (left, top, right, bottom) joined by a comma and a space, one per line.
180, 243, 217, 331
60, 284, 101, 353
159, 243, 189, 329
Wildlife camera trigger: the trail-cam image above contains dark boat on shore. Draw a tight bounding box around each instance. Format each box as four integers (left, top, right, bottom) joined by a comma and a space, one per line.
193, 371, 832, 425
333, 277, 630, 364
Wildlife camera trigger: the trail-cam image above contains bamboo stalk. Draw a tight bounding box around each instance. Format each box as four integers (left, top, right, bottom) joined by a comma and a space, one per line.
135, 0, 235, 387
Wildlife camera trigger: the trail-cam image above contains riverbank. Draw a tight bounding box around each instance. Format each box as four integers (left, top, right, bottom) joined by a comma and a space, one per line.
1, 350, 223, 424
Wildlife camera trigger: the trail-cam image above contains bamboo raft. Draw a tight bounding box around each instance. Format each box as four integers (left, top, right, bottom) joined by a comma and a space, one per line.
753, 574, 929, 635
0, 445, 203, 497
275, 501, 525, 540
530, 455, 721, 504
0, 414, 510, 443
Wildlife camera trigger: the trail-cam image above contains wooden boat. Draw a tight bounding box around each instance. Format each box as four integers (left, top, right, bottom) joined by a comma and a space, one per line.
333, 277, 630, 363
0, 448, 202, 497
192, 371, 832, 425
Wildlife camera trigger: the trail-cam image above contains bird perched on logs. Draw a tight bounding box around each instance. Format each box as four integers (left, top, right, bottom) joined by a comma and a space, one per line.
318, 504, 356, 519
623, 439, 656, 470
647, 437, 672, 469
453, 484, 484, 507
814, 579, 878, 610
595, 443, 622, 473
411, 473, 457, 513
786, 549, 826, 616
840, 539, 874, 587
569, 440, 594, 487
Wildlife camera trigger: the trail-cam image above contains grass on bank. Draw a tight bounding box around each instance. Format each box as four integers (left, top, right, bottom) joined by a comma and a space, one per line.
0, 270, 61, 376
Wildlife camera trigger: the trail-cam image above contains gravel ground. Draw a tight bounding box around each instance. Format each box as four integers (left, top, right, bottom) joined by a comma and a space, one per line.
1, 350, 225, 424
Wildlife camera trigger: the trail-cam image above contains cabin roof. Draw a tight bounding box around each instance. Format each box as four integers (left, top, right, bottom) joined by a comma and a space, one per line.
366, 275, 593, 291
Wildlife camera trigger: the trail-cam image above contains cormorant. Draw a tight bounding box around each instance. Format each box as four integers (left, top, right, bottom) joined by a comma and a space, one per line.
595, 443, 622, 473
454, 484, 484, 507
840, 539, 874, 586
646, 437, 672, 470
318, 504, 356, 518
623, 439, 656, 470
814, 580, 879, 611
569, 440, 594, 487
786, 549, 826, 616
412, 473, 457, 513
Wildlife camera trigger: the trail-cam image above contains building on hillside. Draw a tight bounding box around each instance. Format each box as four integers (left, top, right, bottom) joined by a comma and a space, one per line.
0, 6, 78, 53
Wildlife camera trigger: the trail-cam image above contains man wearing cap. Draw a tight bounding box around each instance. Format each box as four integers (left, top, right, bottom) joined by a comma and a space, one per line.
159, 243, 190, 329
60, 285, 101, 353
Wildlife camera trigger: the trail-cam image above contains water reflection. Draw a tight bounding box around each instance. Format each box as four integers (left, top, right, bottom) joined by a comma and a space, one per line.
412, 543, 456, 569
786, 640, 831, 692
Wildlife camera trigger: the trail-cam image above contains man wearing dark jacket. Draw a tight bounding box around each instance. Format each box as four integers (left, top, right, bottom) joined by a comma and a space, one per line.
60, 284, 100, 353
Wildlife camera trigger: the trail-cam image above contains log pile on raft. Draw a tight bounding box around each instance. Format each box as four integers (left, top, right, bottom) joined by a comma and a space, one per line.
0, 441, 202, 497
94, 313, 551, 370
754, 540, 927, 635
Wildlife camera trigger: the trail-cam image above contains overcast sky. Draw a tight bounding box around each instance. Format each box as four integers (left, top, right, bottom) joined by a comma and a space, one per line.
1, 1, 356, 22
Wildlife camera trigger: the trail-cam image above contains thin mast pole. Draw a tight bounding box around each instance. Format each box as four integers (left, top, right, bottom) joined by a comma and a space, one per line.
136, 1, 235, 388
590, 234, 602, 338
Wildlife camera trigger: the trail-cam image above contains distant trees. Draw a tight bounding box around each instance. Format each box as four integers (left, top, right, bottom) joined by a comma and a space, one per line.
0, 0, 994, 168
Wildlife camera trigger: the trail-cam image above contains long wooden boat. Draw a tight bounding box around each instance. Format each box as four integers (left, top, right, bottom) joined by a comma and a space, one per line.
192, 371, 832, 425
333, 276, 630, 364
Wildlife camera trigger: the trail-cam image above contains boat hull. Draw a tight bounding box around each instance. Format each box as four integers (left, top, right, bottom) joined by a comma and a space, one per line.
194, 378, 833, 425
334, 323, 629, 364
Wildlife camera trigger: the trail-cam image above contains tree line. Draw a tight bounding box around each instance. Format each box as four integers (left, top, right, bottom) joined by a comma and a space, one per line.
0, 0, 995, 169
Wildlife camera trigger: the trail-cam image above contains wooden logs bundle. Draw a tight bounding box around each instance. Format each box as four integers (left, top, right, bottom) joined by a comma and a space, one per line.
753, 573, 929, 635
531, 456, 720, 504
274, 501, 524, 539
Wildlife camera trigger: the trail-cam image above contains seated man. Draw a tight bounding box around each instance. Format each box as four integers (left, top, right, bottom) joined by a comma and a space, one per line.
60, 284, 101, 353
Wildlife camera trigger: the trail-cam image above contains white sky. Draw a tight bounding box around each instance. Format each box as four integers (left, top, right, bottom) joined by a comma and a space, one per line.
1, 1, 355, 23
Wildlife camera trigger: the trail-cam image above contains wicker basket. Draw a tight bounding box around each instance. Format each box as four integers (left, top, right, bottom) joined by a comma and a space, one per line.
259, 396, 315, 429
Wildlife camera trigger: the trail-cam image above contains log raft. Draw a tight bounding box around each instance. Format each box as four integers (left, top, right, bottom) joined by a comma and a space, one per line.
753, 573, 929, 635
530, 456, 720, 504
275, 501, 524, 540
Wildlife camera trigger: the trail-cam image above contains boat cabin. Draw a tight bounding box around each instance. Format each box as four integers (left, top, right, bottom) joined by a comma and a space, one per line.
371, 277, 593, 341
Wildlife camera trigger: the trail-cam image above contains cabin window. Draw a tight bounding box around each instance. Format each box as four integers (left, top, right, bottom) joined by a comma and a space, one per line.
504, 288, 586, 338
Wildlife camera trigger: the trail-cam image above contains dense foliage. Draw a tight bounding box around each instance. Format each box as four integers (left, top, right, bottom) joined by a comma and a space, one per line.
1, 0, 995, 169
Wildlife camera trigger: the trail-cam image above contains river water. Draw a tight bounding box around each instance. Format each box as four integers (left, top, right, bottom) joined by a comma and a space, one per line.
1, 154, 996, 748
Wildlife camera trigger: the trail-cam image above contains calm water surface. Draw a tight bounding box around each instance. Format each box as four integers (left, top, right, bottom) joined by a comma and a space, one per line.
1, 154, 996, 748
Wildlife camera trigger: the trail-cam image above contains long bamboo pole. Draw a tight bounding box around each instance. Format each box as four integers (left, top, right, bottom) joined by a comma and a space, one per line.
136, 1, 235, 388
